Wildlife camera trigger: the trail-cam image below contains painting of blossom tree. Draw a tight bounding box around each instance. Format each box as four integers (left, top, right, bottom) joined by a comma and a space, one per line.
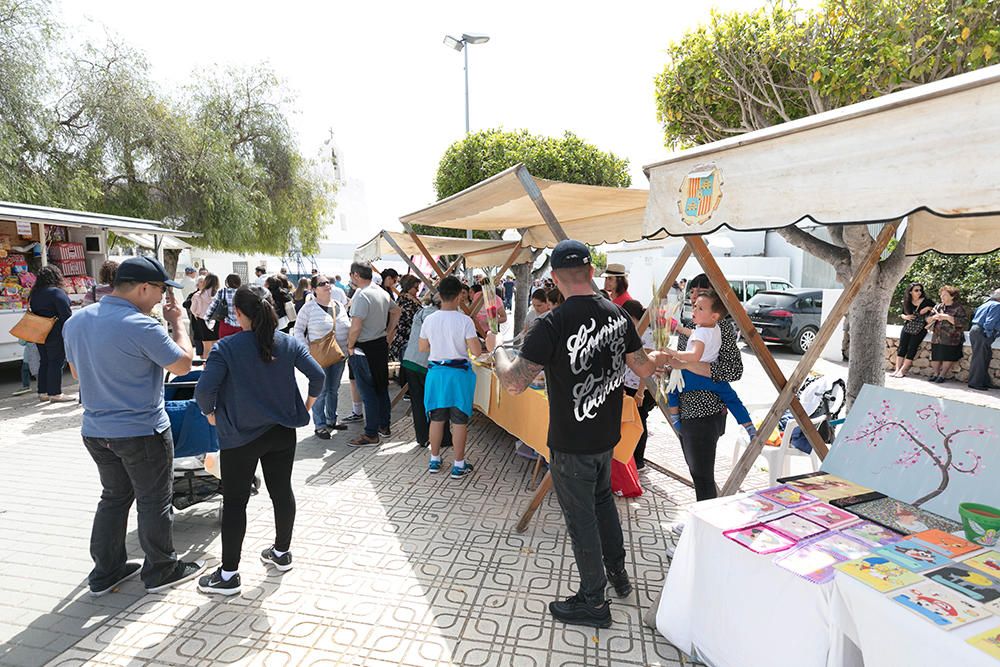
822, 386, 998, 522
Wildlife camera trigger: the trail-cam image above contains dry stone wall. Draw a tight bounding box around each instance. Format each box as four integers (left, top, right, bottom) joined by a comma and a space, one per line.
884, 336, 1000, 384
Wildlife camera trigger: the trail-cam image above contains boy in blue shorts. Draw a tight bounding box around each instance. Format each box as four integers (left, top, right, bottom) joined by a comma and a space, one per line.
419, 276, 483, 479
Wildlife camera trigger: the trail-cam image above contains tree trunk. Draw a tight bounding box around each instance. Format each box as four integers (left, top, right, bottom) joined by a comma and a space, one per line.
512, 262, 532, 333
163, 248, 182, 282
912, 467, 950, 507
846, 276, 893, 409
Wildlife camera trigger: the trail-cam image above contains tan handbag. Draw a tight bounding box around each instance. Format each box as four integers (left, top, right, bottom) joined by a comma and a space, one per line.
9, 309, 58, 344
309, 330, 344, 368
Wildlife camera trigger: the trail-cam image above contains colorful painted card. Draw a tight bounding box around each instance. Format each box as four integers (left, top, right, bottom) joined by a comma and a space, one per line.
876, 539, 954, 573
809, 532, 873, 561
780, 472, 874, 503
794, 502, 860, 530
911, 529, 981, 559
835, 555, 925, 592
967, 626, 1000, 660
891, 580, 989, 629
845, 497, 962, 535
723, 524, 795, 554
765, 514, 827, 541
774, 542, 846, 584
755, 484, 818, 509
964, 551, 1000, 577
699, 495, 785, 529
926, 563, 1000, 608
841, 520, 904, 548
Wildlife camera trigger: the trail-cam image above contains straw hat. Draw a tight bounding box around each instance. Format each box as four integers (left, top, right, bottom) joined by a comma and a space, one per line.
601, 263, 628, 278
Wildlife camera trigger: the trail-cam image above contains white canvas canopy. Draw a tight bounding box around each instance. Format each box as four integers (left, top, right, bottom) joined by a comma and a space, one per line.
643, 64, 1000, 256
355, 230, 532, 269
400, 164, 651, 249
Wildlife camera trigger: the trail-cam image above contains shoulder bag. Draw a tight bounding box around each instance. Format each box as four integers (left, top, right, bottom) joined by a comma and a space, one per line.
307, 302, 344, 368
9, 308, 58, 344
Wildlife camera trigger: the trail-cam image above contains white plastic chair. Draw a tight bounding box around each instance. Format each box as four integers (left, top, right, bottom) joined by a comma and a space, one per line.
762, 415, 826, 486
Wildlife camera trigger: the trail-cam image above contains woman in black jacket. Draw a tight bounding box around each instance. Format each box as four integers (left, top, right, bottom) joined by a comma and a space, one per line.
28, 265, 74, 402
265, 275, 294, 333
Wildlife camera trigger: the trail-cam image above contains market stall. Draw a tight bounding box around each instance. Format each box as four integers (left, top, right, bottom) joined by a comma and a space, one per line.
644, 64, 1000, 666
0, 201, 197, 363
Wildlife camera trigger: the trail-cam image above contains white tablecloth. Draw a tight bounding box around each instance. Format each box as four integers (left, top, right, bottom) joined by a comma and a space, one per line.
655, 495, 860, 667
831, 571, 1000, 667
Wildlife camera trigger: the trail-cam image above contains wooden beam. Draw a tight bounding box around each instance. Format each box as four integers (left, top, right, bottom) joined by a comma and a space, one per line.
637, 245, 692, 337
684, 235, 829, 465
380, 232, 436, 293
515, 471, 553, 533
468, 243, 524, 319
401, 225, 446, 279
440, 255, 464, 280
719, 221, 900, 495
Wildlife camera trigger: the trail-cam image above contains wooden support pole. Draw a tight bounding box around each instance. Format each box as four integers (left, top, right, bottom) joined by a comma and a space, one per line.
516, 471, 553, 533
718, 221, 900, 495
401, 225, 446, 279
440, 255, 464, 280
684, 235, 828, 463
391, 383, 409, 408
637, 245, 693, 337
380, 233, 436, 293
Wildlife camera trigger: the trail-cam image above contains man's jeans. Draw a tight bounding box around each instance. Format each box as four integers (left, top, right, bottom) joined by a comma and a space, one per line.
83, 430, 180, 590
548, 449, 626, 605
312, 359, 346, 428
349, 354, 390, 437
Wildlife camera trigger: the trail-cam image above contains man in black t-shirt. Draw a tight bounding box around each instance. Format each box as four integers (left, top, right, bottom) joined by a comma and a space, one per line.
487, 239, 668, 629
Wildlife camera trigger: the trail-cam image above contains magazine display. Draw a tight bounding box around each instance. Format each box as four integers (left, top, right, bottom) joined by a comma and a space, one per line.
964, 551, 1000, 577
926, 563, 1000, 611
793, 502, 860, 530
773, 542, 846, 584
841, 520, 904, 548
723, 524, 795, 554
911, 529, 981, 559
835, 555, 924, 592
808, 532, 872, 561
765, 514, 827, 542
844, 497, 962, 535
755, 484, 818, 509
967, 626, 1000, 660
875, 539, 954, 573
891, 580, 989, 629
699, 495, 785, 529
779, 472, 875, 503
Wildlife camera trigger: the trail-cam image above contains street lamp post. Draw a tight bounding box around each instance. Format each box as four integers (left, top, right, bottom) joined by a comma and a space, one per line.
444, 33, 490, 243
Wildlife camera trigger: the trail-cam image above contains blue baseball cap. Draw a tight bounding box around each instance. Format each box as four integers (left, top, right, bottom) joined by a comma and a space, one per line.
115, 256, 183, 288
550, 239, 591, 269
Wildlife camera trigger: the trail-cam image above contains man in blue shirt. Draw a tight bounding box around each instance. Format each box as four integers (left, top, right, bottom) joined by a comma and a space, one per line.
969, 289, 1000, 390
64, 256, 205, 596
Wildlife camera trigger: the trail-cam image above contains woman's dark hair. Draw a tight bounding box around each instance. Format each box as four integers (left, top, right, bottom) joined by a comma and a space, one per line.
470, 283, 484, 293
399, 274, 421, 293
381, 268, 399, 281
234, 286, 278, 362
202, 273, 220, 295
608, 275, 629, 297
32, 265, 64, 293
620, 299, 645, 321
225, 273, 241, 289
547, 287, 564, 307
98, 260, 119, 285
688, 273, 711, 290
531, 288, 547, 302
310, 273, 328, 289
438, 276, 463, 300
902, 283, 926, 315
294, 277, 310, 301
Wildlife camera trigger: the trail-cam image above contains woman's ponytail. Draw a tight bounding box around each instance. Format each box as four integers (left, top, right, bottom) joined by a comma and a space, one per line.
234, 286, 279, 362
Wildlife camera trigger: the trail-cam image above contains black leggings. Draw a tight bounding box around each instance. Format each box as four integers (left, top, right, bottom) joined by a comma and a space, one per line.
897, 329, 926, 360
37, 339, 66, 396
679, 411, 727, 501
220, 424, 297, 571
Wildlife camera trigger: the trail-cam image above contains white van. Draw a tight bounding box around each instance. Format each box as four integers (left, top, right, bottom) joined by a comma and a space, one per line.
725, 275, 795, 303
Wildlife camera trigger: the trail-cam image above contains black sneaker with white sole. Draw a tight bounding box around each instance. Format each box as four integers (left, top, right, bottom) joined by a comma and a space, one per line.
260, 546, 293, 572
145, 560, 206, 593
89, 561, 142, 597
197, 568, 242, 596
342, 412, 364, 423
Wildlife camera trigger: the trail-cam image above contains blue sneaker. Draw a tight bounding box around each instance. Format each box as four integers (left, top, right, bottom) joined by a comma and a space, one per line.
428, 459, 443, 473
450, 462, 474, 479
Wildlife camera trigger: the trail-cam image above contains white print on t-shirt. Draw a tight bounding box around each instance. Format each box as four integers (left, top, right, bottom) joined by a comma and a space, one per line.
565, 314, 629, 422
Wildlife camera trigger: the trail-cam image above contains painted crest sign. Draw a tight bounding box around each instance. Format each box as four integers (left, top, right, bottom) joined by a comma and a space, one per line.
678, 165, 723, 226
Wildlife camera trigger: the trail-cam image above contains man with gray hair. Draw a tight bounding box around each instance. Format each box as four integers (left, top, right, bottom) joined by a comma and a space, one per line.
968, 289, 1000, 390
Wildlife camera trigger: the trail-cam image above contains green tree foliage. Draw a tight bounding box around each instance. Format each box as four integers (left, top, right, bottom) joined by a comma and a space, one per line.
590, 247, 608, 273
0, 0, 328, 270
890, 250, 1000, 319
653, 0, 1000, 404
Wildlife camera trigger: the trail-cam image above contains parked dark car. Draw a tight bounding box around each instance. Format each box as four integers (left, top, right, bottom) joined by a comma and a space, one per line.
745, 289, 823, 354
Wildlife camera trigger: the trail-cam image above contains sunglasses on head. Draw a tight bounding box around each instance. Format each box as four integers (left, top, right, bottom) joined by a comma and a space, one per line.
316, 280, 330, 287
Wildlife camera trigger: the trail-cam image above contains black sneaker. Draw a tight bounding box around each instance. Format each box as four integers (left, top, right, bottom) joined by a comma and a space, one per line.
90, 561, 142, 597
378, 427, 391, 437
342, 412, 364, 423
548, 594, 612, 628
329, 423, 348, 431
146, 560, 206, 593
314, 427, 331, 440
260, 546, 294, 572
197, 567, 242, 596
606, 569, 632, 598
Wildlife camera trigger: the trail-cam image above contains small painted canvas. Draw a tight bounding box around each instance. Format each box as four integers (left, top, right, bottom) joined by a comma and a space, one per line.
700, 495, 785, 529
876, 539, 954, 572
794, 502, 860, 530
809, 532, 873, 561
755, 484, 818, 509
835, 555, 925, 592
781, 472, 874, 502
891, 580, 989, 629
766, 514, 827, 541
723, 524, 795, 554
841, 521, 904, 548
911, 529, 981, 559
846, 497, 961, 535
927, 563, 1000, 607
774, 543, 846, 584
967, 627, 1000, 660
964, 551, 1000, 577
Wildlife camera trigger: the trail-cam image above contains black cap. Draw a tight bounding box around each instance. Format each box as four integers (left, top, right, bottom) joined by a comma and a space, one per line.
550, 239, 591, 270
115, 256, 183, 288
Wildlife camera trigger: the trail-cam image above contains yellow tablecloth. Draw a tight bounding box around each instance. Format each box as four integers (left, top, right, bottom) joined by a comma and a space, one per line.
473, 363, 642, 464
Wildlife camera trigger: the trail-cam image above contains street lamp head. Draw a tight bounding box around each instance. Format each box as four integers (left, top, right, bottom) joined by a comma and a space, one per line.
461, 33, 490, 45
443, 34, 465, 51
